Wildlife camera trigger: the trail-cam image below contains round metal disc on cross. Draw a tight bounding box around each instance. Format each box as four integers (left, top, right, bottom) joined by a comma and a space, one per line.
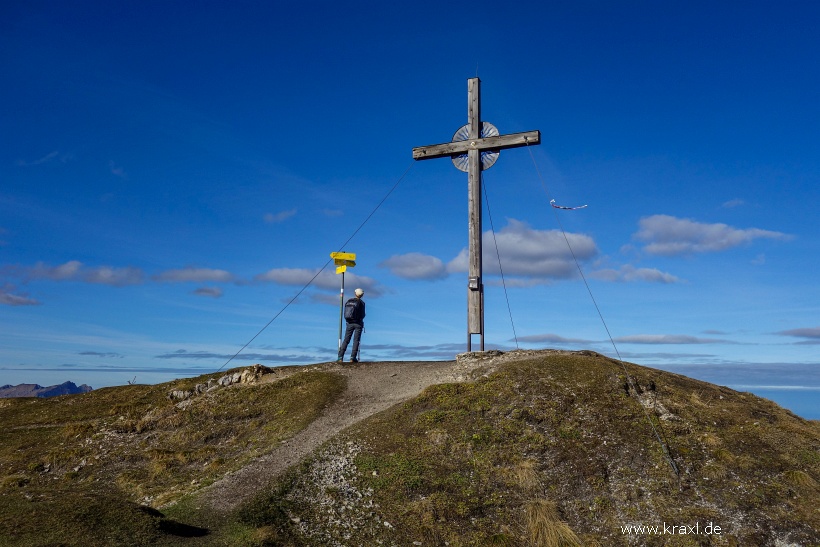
450, 122, 500, 172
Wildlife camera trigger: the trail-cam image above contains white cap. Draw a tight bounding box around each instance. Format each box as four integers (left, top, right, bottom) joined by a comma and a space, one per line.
354, 288, 364, 297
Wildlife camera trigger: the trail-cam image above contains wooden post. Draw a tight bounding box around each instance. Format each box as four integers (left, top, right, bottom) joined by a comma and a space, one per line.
467, 78, 483, 351
412, 78, 541, 353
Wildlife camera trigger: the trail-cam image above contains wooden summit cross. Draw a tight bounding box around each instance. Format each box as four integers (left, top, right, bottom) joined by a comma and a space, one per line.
412, 78, 541, 352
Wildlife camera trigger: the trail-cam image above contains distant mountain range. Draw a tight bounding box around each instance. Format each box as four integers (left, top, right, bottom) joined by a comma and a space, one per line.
0, 381, 93, 398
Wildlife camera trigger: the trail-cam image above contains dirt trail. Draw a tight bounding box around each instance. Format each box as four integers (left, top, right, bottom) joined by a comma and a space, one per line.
194, 358, 486, 513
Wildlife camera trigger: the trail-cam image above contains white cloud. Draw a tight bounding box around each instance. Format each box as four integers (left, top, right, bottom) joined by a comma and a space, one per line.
634, 215, 792, 256
310, 293, 343, 306
28, 261, 143, 286
776, 327, 820, 344
487, 278, 552, 288
0, 285, 40, 306
447, 218, 597, 281
613, 334, 738, 345
264, 209, 297, 223
255, 267, 322, 285
154, 348, 316, 363
32, 260, 83, 280
254, 267, 384, 297
777, 327, 820, 339
16, 151, 73, 167
78, 351, 123, 358
591, 264, 681, 284
380, 253, 447, 280
193, 287, 223, 298
155, 267, 234, 283
83, 265, 143, 286
109, 160, 127, 179
721, 198, 746, 208
517, 333, 595, 344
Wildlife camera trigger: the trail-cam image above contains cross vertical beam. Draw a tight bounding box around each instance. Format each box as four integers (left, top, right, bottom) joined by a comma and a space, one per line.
467, 78, 483, 351
412, 78, 540, 353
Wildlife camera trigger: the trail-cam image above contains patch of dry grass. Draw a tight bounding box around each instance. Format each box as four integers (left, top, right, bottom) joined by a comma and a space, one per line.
506, 458, 541, 496
0, 366, 345, 546
782, 469, 818, 490
524, 499, 582, 547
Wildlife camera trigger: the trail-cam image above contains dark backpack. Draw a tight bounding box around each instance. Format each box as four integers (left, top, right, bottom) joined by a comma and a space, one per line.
344, 298, 363, 322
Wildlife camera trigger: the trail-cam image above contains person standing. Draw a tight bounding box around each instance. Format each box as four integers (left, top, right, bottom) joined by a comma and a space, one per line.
338, 288, 366, 363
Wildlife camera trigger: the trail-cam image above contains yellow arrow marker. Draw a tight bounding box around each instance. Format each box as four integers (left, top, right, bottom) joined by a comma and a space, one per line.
336, 265, 347, 274
330, 252, 356, 261
334, 259, 356, 267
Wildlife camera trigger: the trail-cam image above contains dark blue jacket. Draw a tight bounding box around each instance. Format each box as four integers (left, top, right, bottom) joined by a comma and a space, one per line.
344, 297, 365, 324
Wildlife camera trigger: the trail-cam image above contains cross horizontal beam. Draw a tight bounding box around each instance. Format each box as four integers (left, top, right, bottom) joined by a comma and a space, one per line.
412, 130, 540, 161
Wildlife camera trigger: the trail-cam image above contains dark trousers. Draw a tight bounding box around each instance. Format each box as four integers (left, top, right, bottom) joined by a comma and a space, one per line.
339, 322, 363, 360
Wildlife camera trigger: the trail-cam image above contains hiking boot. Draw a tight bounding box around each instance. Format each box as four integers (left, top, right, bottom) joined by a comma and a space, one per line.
350, 358, 358, 363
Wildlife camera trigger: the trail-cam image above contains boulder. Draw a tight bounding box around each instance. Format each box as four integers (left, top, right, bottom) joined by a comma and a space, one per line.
169, 364, 273, 401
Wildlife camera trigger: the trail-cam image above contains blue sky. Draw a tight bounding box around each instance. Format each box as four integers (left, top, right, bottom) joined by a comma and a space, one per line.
2, 2, 818, 418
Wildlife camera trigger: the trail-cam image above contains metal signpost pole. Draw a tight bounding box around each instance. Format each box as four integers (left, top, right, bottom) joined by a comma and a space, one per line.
338, 270, 344, 353
330, 251, 357, 356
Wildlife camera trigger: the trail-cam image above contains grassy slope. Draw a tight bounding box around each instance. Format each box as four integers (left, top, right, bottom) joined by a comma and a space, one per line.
240, 353, 820, 547
0, 367, 345, 546
1, 353, 818, 546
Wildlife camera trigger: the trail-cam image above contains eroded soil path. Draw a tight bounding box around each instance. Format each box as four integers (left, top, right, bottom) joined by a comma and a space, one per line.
193, 358, 485, 514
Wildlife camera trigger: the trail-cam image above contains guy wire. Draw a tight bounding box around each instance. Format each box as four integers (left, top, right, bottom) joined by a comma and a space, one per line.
481, 171, 519, 349
525, 145, 680, 477
214, 160, 417, 374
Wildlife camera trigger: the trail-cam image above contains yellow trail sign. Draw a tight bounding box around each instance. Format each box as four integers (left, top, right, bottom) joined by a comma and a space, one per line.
331, 252, 356, 274
330, 252, 356, 261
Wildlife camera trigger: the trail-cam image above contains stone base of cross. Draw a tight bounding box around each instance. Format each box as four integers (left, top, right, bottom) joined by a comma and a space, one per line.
412, 78, 540, 351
